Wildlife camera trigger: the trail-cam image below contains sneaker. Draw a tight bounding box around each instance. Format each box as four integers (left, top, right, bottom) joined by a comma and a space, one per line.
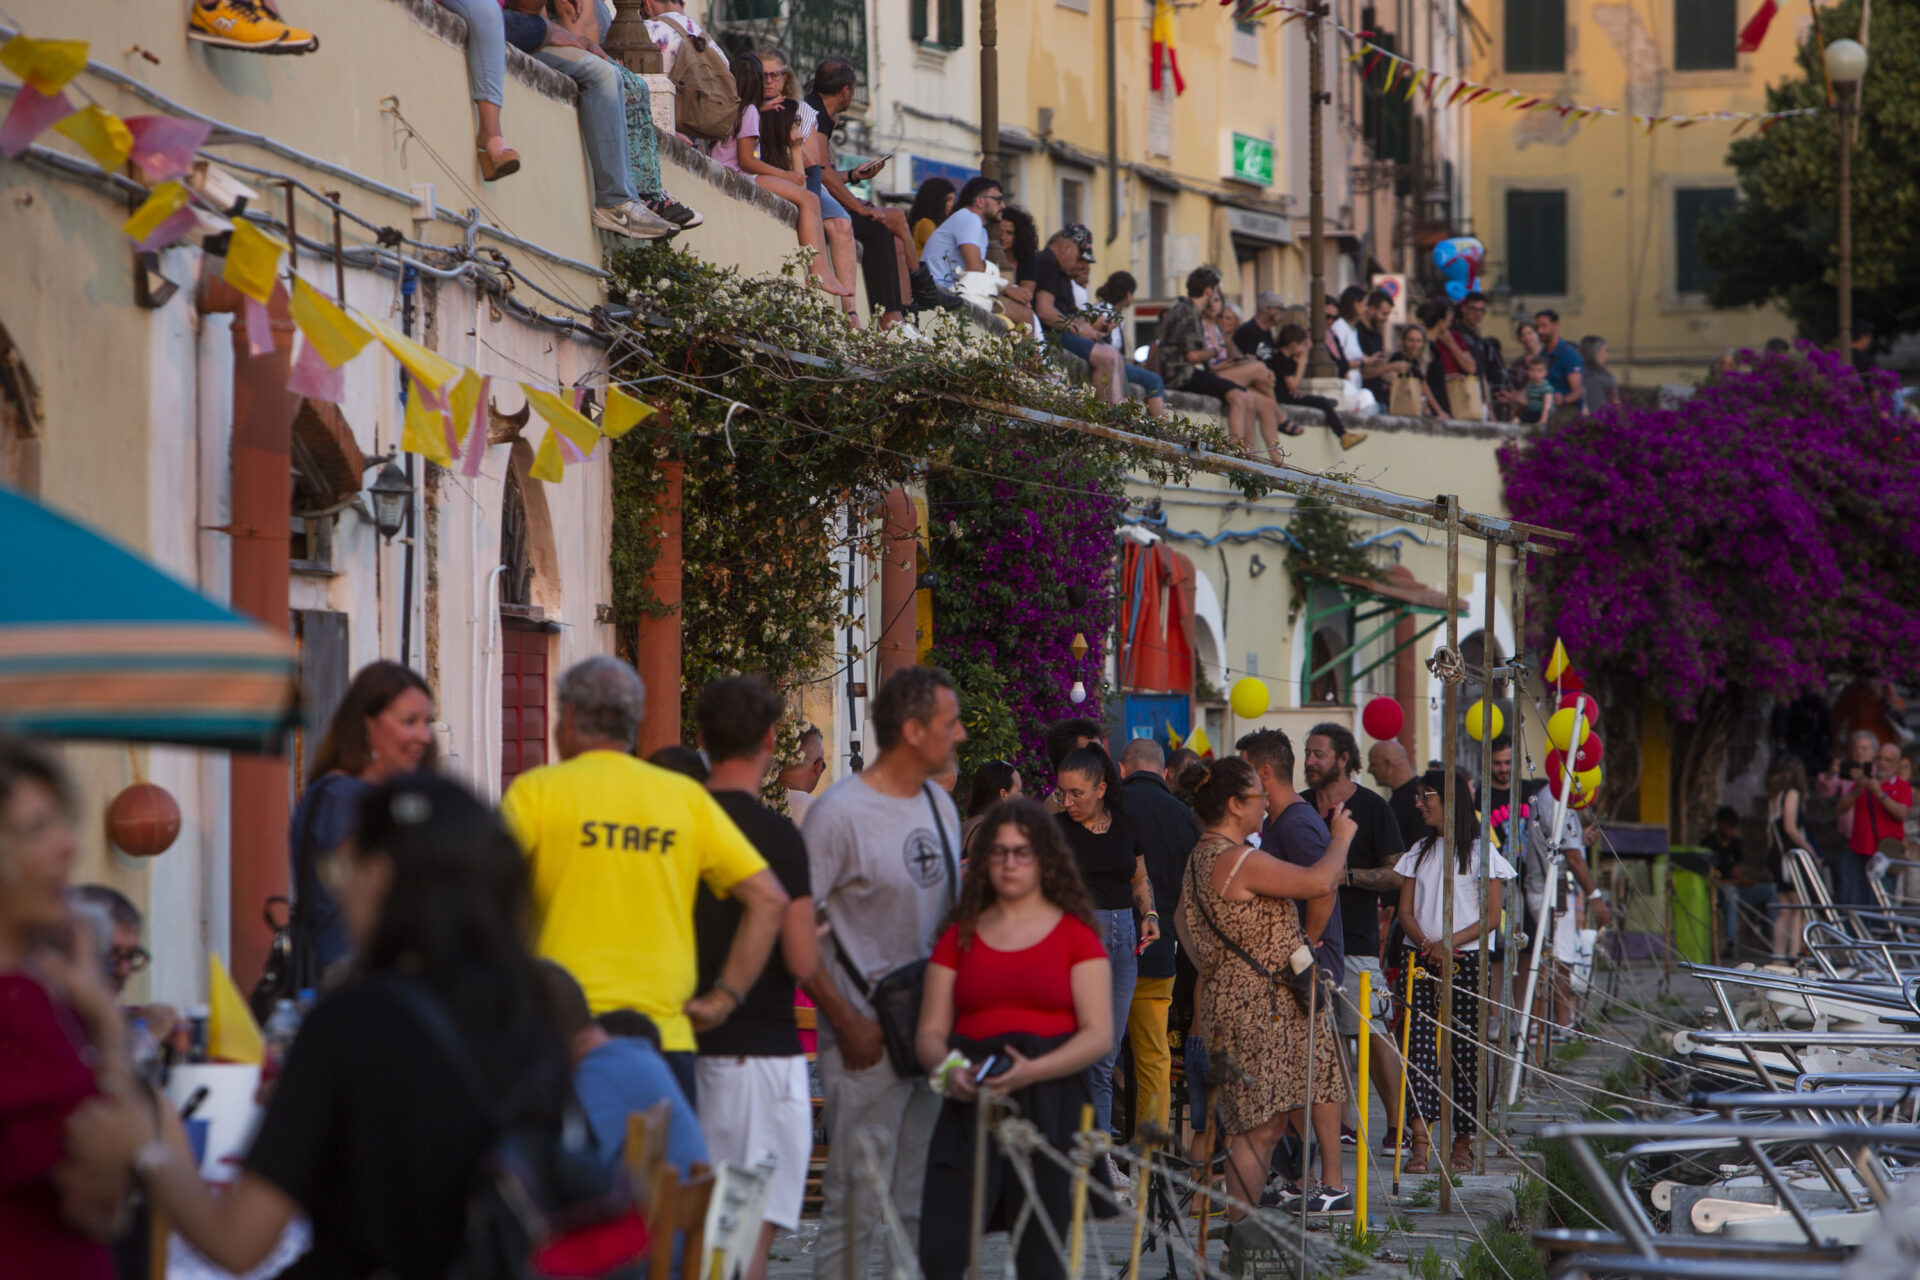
1303, 1184, 1354, 1214
591, 199, 676, 240
1339, 1126, 1359, 1147
1103, 1153, 1131, 1192
909, 263, 941, 311
1380, 1127, 1408, 1154
1339, 430, 1369, 450
1261, 1180, 1302, 1210
645, 194, 703, 229
189, 0, 317, 52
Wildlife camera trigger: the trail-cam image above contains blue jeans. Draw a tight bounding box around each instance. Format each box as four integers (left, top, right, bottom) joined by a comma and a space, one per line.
536, 40, 635, 207
438, 0, 505, 105
1719, 881, 1778, 949
1089, 908, 1137, 1136
1122, 361, 1165, 399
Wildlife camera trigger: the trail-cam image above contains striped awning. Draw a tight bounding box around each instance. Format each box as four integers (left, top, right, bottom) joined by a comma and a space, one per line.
0, 486, 300, 752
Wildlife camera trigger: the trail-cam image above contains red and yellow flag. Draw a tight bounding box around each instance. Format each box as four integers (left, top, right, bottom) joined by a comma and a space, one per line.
1151, 0, 1186, 95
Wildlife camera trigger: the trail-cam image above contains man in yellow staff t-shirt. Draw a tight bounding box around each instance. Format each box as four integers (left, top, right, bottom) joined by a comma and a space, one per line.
502, 655, 788, 1105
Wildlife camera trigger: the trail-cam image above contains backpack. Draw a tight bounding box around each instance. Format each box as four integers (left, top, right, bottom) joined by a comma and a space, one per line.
386, 978, 647, 1280
660, 13, 739, 142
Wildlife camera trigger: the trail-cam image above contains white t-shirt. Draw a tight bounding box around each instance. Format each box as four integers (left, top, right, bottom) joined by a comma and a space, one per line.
1394, 838, 1515, 943
1330, 317, 1365, 388
645, 9, 705, 74
920, 207, 989, 290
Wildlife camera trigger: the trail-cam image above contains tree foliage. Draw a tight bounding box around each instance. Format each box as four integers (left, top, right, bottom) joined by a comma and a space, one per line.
1700, 0, 1920, 344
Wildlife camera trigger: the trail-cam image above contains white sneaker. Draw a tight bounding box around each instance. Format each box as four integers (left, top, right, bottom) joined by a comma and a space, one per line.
591, 199, 675, 240
1104, 1154, 1131, 1191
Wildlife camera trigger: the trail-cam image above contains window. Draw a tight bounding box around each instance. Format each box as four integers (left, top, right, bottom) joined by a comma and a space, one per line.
1147, 82, 1172, 158
1359, 32, 1411, 164
1148, 199, 1170, 299
1504, 0, 1565, 73
909, 0, 964, 49
1232, 15, 1259, 65
791, 0, 870, 106
1674, 186, 1737, 295
1505, 189, 1568, 296
1674, 0, 1736, 70
1060, 175, 1085, 229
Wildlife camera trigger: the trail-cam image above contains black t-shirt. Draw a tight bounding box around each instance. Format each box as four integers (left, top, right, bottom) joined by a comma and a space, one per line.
1030, 248, 1077, 325
1058, 809, 1141, 911
247, 979, 554, 1280
1357, 322, 1391, 405
1704, 830, 1747, 880
695, 790, 811, 1056
1120, 772, 1202, 978
1232, 320, 1275, 364
1389, 779, 1424, 855
1303, 783, 1407, 962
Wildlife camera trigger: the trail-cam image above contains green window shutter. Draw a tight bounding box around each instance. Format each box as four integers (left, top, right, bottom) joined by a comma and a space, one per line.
910, 0, 928, 43
938, 0, 965, 48
1504, 0, 1566, 74
1674, 187, 1737, 294
1505, 189, 1568, 296
1359, 32, 1412, 164
1675, 0, 1736, 70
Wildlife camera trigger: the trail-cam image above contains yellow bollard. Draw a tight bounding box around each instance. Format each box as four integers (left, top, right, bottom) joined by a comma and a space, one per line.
1392, 962, 1418, 1196
1356, 968, 1371, 1234
1067, 1102, 1094, 1279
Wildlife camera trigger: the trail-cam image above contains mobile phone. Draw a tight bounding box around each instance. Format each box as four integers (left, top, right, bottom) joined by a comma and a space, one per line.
1134, 934, 1153, 956
973, 1053, 1002, 1082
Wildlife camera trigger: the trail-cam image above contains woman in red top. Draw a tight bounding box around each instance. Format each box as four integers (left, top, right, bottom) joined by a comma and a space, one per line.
915, 797, 1113, 1280
0, 737, 133, 1280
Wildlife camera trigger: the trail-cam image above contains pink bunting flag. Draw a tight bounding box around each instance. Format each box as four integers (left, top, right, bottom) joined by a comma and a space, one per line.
244, 294, 277, 356
565, 386, 595, 462
132, 205, 199, 252
0, 85, 73, 158
285, 333, 345, 404
125, 115, 212, 182
461, 374, 491, 478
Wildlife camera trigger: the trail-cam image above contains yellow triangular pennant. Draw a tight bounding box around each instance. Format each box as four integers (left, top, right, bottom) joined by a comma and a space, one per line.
1186, 723, 1213, 758
206, 953, 263, 1065
53, 103, 131, 171
222, 218, 285, 305
523, 384, 601, 454
1545, 638, 1571, 684
601, 386, 656, 440
122, 179, 191, 243
366, 316, 461, 393
400, 377, 454, 467
445, 368, 483, 449
288, 277, 374, 368
528, 425, 565, 483
0, 35, 89, 96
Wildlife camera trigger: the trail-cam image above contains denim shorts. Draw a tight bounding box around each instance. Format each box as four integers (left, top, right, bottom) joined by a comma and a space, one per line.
805, 167, 851, 221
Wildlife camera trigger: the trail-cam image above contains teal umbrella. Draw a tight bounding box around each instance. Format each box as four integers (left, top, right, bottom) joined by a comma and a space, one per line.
0, 485, 299, 752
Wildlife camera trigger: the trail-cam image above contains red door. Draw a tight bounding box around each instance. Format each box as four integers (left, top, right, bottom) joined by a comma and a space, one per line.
500, 624, 549, 791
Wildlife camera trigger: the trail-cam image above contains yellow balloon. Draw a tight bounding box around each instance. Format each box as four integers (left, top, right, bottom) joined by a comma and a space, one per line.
1570, 765, 1603, 809
1464, 699, 1504, 743
1229, 677, 1271, 719
1546, 707, 1592, 753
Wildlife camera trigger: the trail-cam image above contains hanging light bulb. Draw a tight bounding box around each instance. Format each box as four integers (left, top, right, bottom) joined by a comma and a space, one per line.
1069, 680, 1088, 704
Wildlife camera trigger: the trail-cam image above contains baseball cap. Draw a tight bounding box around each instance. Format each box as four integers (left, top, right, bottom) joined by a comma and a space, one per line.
1062, 223, 1095, 263
1255, 290, 1286, 312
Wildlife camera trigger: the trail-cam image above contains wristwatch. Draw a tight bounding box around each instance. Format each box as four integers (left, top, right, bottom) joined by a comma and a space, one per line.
1588, 889, 1604, 900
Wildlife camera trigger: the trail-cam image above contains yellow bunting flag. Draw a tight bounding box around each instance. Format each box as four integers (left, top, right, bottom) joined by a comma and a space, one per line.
366, 316, 461, 393
401, 377, 454, 467
1185, 723, 1213, 759
222, 218, 285, 305
445, 368, 483, 450
122, 179, 191, 243
528, 425, 565, 483
0, 35, 89, 95
1544, 638, 1571, 684
53, 103, 131, 170
206, 953, 263, 1065
601, 386, 655, 440
523, 384, 601, 454
288, 276, 373, 368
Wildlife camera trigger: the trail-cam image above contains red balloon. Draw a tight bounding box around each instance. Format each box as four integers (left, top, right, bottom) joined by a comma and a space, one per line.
1544, 748, 1568, 793
1573, 732, 1604, 771
1558, 691, 1601, 729
1361, 696, 1404, 740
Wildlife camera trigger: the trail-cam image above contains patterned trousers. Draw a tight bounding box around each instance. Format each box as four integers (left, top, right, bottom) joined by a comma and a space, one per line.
616, 65, 664, 200
1403, 949, 1482, 1138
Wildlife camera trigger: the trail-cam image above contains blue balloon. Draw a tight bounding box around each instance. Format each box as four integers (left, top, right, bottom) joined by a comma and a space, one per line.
1431, 237, 1485, 304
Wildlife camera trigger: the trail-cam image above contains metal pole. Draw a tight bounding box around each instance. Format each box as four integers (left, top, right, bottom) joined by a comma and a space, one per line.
1305, 3, 1336, 378
1496, 543, 1527, 1135
1438, 495, 1459, 1212
1473, 533, 1496, 1172
979, 0, 1001, 184
1356, 968, 1371, 1233
325, 190, 346, 302
969, 1096, 990, 1280
1105, 0, 1119, 249
1835, 85, 1853, 354
1299, 975, 1317, 1280
1506, 710, 1586, 1107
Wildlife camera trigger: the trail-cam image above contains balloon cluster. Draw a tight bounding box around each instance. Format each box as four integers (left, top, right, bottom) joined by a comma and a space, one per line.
1539, 641, 1603, 809
1431, 237, 1484, 303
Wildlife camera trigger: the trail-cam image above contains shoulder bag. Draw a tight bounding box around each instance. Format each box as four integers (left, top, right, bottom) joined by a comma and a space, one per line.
1190, 846, 1316, 1022
826, 783, 956, 1078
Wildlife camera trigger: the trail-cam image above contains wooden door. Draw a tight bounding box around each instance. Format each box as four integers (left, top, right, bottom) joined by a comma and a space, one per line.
499, 623, 549, 791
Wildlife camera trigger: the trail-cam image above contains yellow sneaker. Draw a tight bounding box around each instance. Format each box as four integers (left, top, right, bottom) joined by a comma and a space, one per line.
189, 0, 318, 53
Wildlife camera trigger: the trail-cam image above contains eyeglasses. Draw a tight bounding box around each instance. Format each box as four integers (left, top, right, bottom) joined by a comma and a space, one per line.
987, 843, 1036, 864
763, 69, 787, 80
1413, 789, 1438, 802
109, 945, 150, 974
1239, 790, 1268, 803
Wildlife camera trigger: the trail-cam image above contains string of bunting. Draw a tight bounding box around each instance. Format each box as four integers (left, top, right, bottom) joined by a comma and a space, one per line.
1217, 0, 1827, 132
0, 29, 655, 484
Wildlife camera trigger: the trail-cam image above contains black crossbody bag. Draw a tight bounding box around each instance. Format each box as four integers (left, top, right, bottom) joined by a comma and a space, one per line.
827, 784, 956, 1078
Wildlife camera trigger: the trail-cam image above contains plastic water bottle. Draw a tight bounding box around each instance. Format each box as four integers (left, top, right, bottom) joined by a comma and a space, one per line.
263, 998, 302, 1066
129, 1017, 164, 1087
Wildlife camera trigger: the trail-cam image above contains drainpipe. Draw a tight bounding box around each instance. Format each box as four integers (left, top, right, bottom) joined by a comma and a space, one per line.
636, 444, 683, 755
1106, 0, 1119, 248
874, 486, 918, 688
200, 272, 296, 990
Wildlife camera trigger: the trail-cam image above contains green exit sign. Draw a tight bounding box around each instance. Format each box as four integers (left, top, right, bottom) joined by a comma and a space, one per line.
1230, 133, 1275, 186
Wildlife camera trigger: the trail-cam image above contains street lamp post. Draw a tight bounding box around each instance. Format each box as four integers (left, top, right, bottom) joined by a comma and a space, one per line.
1305, 3, 1337, 378
1824, 37, 1867, 355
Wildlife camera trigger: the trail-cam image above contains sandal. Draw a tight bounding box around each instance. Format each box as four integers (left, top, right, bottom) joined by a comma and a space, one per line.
1405, 1140, 1430, 1175
1451, 1137, 1473, 1173
1280, 420, 1306, 437
477, 143, 521, 181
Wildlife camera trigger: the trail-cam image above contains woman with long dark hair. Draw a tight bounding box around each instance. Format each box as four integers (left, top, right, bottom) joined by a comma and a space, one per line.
1393, 768, 1512, 1173
908, 177, 957, 252
962, 760, 1023, 857
293, 661, 435, 975
718, 53, 852, 297
68, 774, 573, 1278
915, 798, 1113, 1280
1054, 746, 1154, 1177
1767, 757, 1817, 957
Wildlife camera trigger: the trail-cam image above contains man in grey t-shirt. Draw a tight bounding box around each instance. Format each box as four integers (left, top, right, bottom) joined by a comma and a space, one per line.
803, 666, 966, 1280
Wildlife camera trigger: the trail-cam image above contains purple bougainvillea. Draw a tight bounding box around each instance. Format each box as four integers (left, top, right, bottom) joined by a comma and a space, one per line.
1499, 345, 1920, 715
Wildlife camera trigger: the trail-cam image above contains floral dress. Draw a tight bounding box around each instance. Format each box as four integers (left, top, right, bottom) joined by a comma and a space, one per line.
1183, 833, 1346, 1136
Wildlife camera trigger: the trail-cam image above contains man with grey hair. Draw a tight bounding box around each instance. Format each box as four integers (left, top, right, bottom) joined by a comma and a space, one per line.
1837, 729, 1909, 906
502, 655, 790, 1104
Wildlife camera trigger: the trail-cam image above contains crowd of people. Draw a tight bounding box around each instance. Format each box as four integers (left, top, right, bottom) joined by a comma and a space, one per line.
5, 657, 1634, 1278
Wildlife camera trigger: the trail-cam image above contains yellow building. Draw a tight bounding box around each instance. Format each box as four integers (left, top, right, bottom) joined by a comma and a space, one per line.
1465, 0, 1805, 384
